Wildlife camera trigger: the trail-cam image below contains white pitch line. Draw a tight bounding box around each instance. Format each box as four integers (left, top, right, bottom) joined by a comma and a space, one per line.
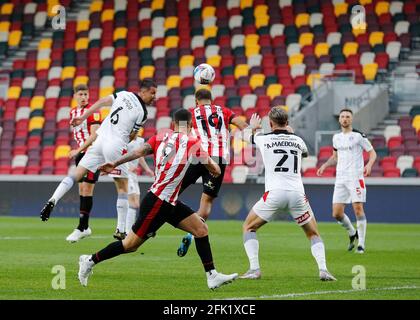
222, 285, 420, 300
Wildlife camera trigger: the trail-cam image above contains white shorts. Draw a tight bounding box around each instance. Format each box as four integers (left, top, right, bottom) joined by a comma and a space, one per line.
128, 172, 140, 195
252, 189, 314, 226
78, 136, 129, 178
332, 178, 366, 204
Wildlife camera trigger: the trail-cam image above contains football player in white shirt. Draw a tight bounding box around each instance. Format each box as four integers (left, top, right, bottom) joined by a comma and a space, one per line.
124, 133, 154, 237
40, 80, 157, 233
240, 107, 336, 281
317, 108, 377, 254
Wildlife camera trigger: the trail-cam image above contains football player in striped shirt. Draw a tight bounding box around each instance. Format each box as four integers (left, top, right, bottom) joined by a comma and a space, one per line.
65, 84, 102, 243
176, 88, 251, 257
77, 109, 238, 290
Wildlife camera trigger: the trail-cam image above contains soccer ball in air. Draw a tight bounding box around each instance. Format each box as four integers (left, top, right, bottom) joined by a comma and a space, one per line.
193, 63, 215, 85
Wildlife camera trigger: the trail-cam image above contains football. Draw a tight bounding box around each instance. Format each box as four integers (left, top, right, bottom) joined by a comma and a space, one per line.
193, 63, 216, 84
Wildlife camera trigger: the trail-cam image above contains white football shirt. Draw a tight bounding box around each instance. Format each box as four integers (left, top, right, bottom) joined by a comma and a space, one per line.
252, 129, 308, 193
96, 91, 148, 143
333, 130, 373, 180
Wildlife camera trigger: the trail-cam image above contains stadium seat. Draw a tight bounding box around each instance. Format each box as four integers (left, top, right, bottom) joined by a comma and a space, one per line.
231, 165, 249, 183
384, 167, 400, 177
397, 155, 414, 174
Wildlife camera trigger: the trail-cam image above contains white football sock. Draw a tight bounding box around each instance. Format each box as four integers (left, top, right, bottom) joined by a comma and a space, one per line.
356, 214, 367, 248
311, 236, 327, 271
243, 231, 260, 270
50, 176, 75, 204
116, 193, 128, 232
337, 213, 356, 236
125, 206, 137, 234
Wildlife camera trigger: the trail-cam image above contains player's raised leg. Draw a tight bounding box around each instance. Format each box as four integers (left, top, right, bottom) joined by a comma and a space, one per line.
40, 165, 89, 221
353, 202, 367, 253
177, 212, 238, 290
240, 209, 266, 279
78, 230, 147, 286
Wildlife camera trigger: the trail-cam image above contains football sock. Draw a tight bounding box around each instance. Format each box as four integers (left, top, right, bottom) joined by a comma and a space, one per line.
356, 214, 367, 248
116, 193, 128, 232
194, 235, 215, 272
91, 240, 125, 264
77, 196, 92, 231
50, 176, 75, 204
337, 213, 356, 236
243, 231, 260, 270
125, 206, 137, 234
310, 236, 327, 271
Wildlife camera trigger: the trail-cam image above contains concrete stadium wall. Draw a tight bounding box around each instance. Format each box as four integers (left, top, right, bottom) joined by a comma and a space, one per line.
0, 177, 419, 223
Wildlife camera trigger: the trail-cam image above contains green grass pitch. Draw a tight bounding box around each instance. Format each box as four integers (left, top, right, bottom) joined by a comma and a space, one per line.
0, 216, 419, 300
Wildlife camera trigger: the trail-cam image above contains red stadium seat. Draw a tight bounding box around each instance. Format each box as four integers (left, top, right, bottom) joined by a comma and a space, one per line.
383, 167, 401, 177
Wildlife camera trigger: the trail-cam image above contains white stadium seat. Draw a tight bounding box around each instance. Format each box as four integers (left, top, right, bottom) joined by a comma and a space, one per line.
183, 95, 195, 109
22, 77, 37, 90
383, 125, 401, 142
45, 86, 60, 99
386, 41, 401, 61
15, 107, 30, 121
12, 155, 28, 168
138, 8, 151, 21
270, 24, 284, 38
56, 107, 71, 122
211, 84, 225, 98
100, 46, 114, 61
231, 165, 249, 183
397, 155, 414, 174
156, 116, 172, 130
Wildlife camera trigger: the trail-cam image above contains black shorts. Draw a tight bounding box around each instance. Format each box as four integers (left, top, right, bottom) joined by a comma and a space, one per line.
75, 152, 100, 184
132, 192, 195, 239
180, 156, 226, 198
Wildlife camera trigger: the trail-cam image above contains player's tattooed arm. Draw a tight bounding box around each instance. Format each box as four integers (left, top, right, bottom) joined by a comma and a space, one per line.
99, 143, 154, 174
317, 151, 337, 176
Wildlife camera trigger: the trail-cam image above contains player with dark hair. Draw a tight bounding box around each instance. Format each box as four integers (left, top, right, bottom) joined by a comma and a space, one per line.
40, 80, 157, 234
77, 109, 238, 290
240, 107, 336, 281
317, 108, 377, 253
65, 84, 102, 242
176, 88, 251, 257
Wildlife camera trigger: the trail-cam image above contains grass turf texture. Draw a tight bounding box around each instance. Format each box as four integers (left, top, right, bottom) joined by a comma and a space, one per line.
0, 217, 419, 300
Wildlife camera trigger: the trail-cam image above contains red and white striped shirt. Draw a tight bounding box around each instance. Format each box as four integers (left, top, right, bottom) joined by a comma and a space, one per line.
189, 104, 235, 161
70, 104, 102, 148
147, 130, 207, 205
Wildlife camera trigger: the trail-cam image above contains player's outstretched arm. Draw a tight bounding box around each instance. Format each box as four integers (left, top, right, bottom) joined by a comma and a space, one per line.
70, 96, 113, 127
242, 113, 262, 143
203, 156, 221, 178
317, 151, 337, 176
364, 148, 377, 176
99, 143, 154, 174
69, 124, 100, 159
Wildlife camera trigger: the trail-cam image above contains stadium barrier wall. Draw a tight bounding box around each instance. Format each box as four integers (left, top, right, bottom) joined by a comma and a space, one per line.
0, 176, 419, 223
